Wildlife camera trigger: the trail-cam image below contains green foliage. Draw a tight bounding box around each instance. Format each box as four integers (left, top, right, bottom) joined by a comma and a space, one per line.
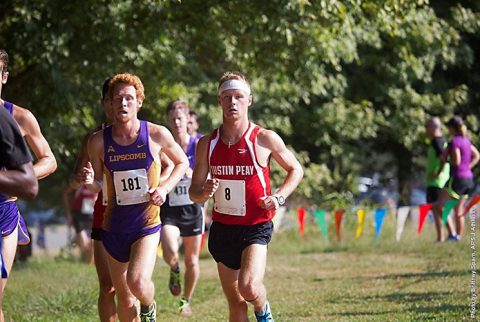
0, 0, 479, 208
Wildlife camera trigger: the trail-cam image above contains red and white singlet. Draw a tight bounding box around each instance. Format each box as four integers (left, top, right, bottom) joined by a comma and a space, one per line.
208, 122, 273, 225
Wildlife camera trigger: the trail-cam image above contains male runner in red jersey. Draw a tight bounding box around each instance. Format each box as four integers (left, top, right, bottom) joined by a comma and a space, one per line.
189, 71, 303, 322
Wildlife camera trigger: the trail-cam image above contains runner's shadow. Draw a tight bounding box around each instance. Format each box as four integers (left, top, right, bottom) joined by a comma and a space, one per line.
313, 269, 467, 283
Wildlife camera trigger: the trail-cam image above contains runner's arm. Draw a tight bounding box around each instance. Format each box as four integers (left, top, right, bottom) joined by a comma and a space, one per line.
153, 125, 189, 194
16, 107, 57, 179
258, 129, 303, 209
189, 136, 218, 203
81, 131, 104, 193
470, 144, 480, 169
159, 151, 174, 186
0, 162, 38, 199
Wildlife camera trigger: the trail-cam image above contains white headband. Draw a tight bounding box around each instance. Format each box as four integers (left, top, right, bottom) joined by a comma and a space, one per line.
218, 79, 251, 96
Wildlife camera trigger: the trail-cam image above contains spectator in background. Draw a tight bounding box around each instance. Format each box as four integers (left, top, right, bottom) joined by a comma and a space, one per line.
433, 116, 480, 241
424, 117, 451, 242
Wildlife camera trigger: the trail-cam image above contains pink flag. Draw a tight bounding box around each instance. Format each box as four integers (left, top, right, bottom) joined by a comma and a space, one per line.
335, 210, 344, 241
418, 203, 432, 235
297, 207, 306, 238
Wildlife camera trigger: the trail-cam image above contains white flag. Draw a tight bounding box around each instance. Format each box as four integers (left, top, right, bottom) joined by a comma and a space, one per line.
396, 206, 410, 241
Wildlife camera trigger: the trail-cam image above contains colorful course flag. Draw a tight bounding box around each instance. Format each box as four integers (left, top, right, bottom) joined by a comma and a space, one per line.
355, 209, 366, 239
297, 207, 306, 238
374, 208, 387, 239
396, 206, 410, 241
418, 203, 432, 235
314, 209, 328, 239
462, 195, 480, 217
335, 210, 344, 241
442, 199, 459, 225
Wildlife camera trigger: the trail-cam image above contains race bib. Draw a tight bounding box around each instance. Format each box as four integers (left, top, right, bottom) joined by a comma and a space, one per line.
169, 178, 194, 206
81, 197, 95, 214
214, 179, 246, 216
113, 169, 150, 205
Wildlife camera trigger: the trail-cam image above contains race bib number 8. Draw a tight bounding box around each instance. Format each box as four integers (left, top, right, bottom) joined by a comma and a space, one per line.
169, 178, 194, 206
113, 169, 150, 205
214, 179, 246, 216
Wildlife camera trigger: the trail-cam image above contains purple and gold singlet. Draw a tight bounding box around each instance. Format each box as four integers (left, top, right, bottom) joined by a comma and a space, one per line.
102, 120, 161, 233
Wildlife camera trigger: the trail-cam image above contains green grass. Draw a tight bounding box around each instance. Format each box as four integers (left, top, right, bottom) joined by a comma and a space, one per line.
4, 212, 478, 321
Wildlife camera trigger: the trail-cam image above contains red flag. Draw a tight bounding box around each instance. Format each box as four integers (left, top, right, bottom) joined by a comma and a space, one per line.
335, 210, 344, 241
418, 204, 432, 235
461, 195, 480, 217
297, 207, 307, 238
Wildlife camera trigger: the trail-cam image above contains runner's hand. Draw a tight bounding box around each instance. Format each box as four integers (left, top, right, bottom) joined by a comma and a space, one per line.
203, 178, 219, 198
259, 195, 279, 210
149, 186, 167, 206
80, 162, 95, 185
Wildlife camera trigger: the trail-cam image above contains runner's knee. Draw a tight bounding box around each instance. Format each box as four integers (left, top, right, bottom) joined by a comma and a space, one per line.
127, 275, 151, 296
238, 282, 260, 302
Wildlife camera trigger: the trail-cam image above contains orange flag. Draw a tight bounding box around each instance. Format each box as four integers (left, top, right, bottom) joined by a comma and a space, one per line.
462, 195, 480, 217
335, 210, 344, 241
418, 203, 432, 235
297, 207, 307, 238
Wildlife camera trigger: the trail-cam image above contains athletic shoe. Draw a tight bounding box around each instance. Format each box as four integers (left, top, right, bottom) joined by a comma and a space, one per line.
169, 268, 181, 296
254, 301, 274, 322
447, 234, 460, 242
140, 301, 156, 322
179, 297, 192, 317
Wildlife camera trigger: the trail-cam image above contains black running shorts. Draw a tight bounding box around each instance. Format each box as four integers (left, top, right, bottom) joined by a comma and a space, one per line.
160, 203, 204, 237
208, 221, 273, 270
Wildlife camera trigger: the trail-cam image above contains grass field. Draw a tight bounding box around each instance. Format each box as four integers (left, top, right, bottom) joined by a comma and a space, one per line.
3, 211, 478, 321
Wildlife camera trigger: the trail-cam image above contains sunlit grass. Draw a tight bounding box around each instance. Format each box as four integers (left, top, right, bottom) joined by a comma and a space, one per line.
4, 210, 477, 321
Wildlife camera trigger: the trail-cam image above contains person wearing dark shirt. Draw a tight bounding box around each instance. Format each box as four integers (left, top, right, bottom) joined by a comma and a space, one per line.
0, 107, 37, 199
0, 106, 38, 320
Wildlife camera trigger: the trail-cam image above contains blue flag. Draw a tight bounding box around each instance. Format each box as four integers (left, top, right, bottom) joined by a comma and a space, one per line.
374, 208, 387, 239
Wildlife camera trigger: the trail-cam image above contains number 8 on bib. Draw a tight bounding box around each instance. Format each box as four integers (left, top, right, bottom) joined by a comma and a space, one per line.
214, 179, 246, 216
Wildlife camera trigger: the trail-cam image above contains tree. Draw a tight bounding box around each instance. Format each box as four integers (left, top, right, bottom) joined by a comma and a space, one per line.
0, 0, 478, 211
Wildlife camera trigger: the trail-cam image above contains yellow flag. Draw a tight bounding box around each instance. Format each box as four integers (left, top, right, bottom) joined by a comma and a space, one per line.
355, 209, 366, 239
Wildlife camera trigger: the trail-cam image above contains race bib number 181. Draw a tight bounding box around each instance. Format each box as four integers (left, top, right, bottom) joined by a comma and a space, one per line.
113, 169, 150, 205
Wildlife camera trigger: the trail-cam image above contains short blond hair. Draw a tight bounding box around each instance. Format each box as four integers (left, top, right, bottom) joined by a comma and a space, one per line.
218, 71, 250, 91
108, 73, 145, 101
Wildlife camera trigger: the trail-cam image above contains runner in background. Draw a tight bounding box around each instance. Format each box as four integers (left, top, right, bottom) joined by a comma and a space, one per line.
66, 77, 117, 321
63, 184, 96, 263
161, 100, 203, 317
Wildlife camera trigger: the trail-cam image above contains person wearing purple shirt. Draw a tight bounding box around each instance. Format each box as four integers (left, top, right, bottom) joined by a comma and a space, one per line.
433, 116, 480, 241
